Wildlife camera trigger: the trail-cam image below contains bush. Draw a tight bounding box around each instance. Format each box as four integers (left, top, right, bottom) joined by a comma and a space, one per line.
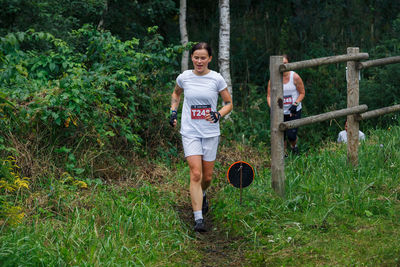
1, 25, 181, 150
0, 25, 184, 179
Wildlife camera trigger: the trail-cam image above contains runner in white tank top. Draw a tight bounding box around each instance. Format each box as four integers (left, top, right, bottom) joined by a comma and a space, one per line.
283, 71, 302, 115
267, 55, 305, 155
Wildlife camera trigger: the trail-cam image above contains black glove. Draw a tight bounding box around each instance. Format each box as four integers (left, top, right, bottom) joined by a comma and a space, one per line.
289, 104, 298, 115
210, 111, 221, 123
169, 110, 177, 127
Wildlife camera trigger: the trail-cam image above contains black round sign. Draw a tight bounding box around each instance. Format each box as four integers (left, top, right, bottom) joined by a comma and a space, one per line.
227, 161, 254, 188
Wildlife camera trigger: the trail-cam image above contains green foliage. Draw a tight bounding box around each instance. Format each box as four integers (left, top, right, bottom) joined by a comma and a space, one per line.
1, 125, 400, 265
222, 83, 270, 145
0, 0, 106, 37
0, 2, 400, 265
0, 0, 179, 42
0, 156, 29, 226
105, 0, 178, 41
185, 0, 400, 149
0, 26, 180, 163
212, 124, 400, 265
359, 14, 400, 130
0, 183, 194, 265
1, 0, 400, 150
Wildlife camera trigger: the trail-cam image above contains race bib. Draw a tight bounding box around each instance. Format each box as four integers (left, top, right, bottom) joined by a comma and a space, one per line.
191, 105, 211, 119
283, 95, 293, 105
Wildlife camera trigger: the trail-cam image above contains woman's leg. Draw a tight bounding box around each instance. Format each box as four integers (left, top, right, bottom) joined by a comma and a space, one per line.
201, 160, 215, 215
201, 160, 215, 191
187, 155, 203, 212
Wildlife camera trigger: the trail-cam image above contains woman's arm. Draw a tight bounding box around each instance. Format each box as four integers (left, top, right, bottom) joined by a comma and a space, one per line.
171, 84, 183, 111
293, 73, 305, 104
218, 88, 233, 117
170, 84, 183, 127
205, 88, 233, 123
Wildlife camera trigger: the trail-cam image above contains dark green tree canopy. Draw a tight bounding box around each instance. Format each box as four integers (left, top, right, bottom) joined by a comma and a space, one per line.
1, 0, 400, 148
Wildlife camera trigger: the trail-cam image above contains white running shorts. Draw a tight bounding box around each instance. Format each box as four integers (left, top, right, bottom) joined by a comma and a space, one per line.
182, 135, 220, 161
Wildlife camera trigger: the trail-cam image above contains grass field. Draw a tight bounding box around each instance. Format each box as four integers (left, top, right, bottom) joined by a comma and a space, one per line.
1, 125, 400, 266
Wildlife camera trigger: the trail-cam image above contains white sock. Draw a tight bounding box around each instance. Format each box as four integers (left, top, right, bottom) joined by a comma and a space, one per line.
193, 210, 203, 221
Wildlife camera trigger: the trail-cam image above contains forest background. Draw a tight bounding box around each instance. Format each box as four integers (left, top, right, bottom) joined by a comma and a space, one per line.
1, 0, 400, 154
1, 1, 400, 265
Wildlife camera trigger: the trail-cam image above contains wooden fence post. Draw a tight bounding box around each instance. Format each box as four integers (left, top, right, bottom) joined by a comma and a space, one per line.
270, 56, 285, 197
347, 47, 360, 166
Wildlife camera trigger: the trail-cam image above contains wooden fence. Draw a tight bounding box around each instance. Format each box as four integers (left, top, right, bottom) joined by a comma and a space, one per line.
270, 48, 400, 197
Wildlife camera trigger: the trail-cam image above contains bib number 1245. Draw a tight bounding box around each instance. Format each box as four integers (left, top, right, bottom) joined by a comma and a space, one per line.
191, 105, 211, 119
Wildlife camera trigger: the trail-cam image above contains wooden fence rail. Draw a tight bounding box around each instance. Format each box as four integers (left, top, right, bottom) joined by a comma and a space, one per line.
279, 105, 368, 131
357, 56, 400, 69
356, 104, 400, 120
279, 53, 369, 72
270, 47, 399, 197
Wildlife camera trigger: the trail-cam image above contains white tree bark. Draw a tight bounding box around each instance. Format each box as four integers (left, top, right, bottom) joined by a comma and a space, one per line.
179, 0, 189, 71
219, 0, 232, 98
97, 0, 108, 30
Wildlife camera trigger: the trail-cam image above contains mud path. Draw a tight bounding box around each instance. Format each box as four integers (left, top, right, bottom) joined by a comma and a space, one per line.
176, 197, 246, 267
156, 146, 264, 266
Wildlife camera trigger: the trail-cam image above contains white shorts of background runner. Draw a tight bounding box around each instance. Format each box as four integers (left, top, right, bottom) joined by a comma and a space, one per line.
182, 135, 219, 161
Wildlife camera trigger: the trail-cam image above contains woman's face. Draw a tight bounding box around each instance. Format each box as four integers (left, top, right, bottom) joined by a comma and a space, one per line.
191, 48, 212, 75
283, 57, 289, 64
283, 56, 289, 74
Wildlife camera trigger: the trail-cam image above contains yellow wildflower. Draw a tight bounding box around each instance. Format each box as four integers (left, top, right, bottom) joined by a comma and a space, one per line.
4, 206, 24, 225
15, 177, 29, 189
73, 180, 88, 189
65, 117, 71, 127
0, 180, 16, 192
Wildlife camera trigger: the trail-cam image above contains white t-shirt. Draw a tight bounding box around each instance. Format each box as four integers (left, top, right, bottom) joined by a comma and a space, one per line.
283, 71, 302, 115
176, 70, 227, 138
337, 130, 366, 143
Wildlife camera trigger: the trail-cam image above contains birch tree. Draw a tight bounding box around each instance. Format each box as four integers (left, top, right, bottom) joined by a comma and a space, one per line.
97, 0, 108, 30
218, 0, 232, 98
179, 0, 189, 71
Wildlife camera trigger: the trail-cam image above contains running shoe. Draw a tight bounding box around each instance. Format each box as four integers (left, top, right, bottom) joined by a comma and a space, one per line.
202, 193, 209, 215
194, 219, 206, 232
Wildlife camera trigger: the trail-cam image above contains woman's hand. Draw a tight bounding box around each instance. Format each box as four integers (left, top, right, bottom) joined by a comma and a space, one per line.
205, 111, 221, 123
170, 110, 178, 127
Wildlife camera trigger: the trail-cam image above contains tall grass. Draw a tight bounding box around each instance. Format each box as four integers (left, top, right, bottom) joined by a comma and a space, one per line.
212, 124, 400, 265
0, 183, 195, 266
1, 125, 400, 266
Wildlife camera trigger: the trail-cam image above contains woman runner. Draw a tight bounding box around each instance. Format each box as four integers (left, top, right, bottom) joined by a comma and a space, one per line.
170, 42, 233, 232
267, 54, 305, 155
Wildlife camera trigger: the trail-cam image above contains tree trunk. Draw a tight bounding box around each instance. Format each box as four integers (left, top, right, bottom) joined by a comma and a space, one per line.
179, 0, 189, 71
218, 0, 233, 98
97, 0, 108, 30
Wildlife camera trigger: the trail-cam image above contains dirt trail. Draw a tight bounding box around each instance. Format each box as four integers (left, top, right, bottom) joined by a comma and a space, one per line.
157, 146, 263, 266
176, 199, 246, 267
